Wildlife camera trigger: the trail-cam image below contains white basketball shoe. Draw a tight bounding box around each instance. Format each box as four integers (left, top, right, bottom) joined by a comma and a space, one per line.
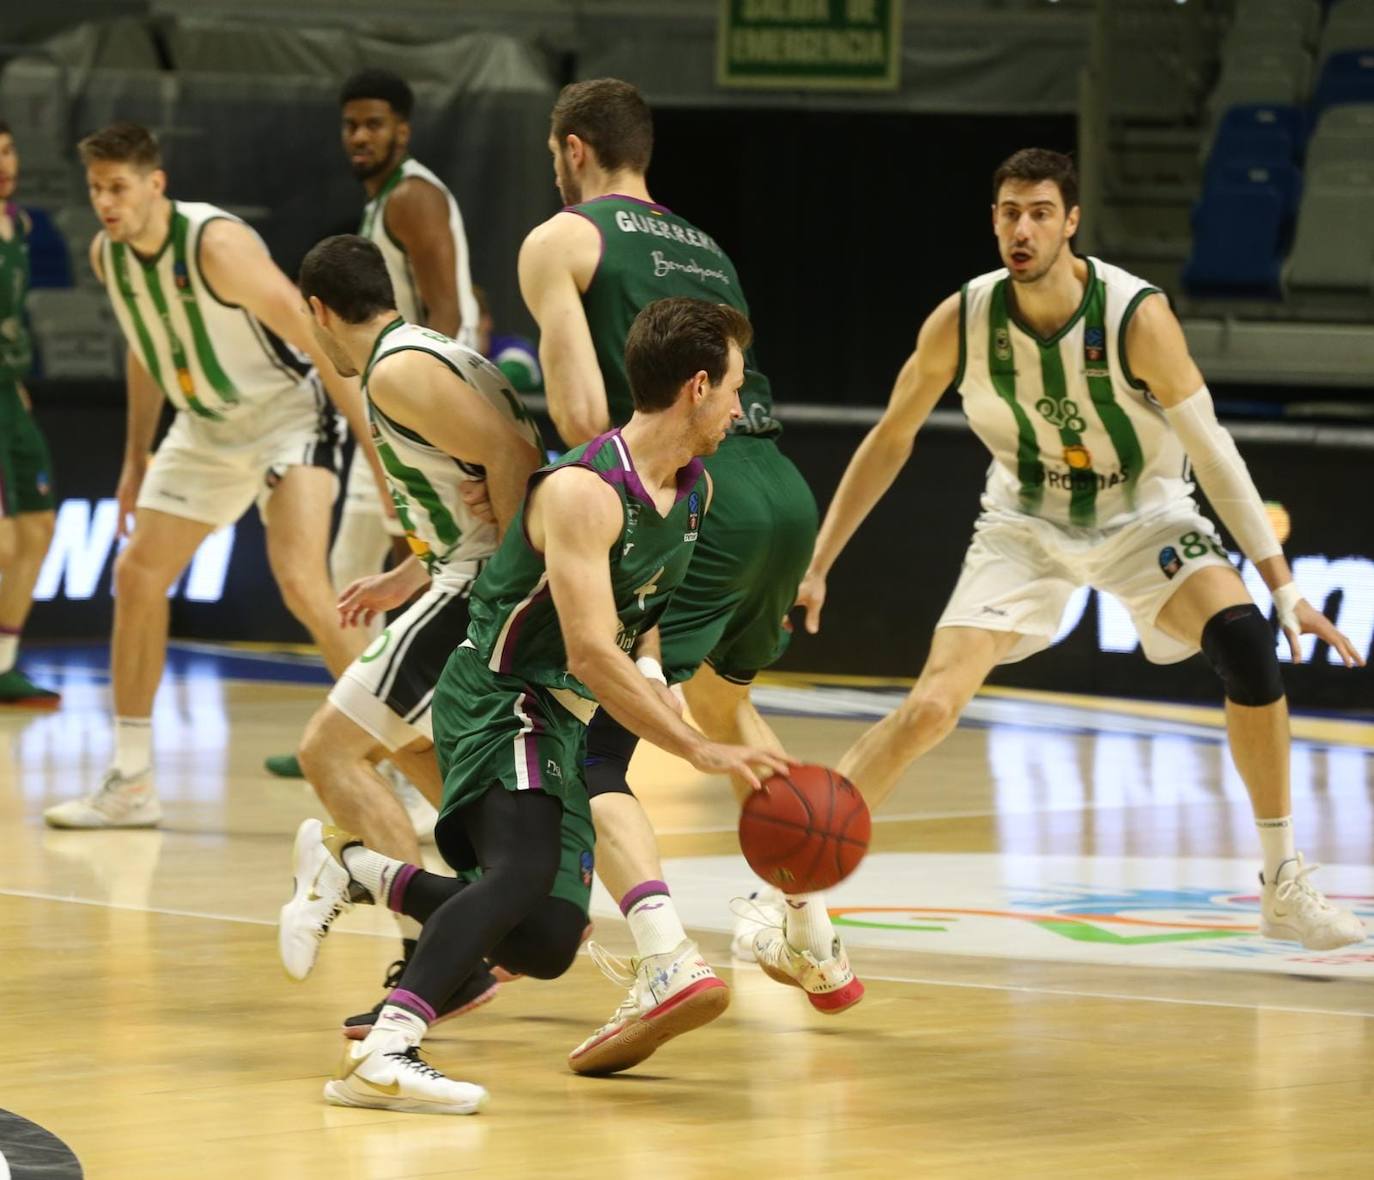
324, 1041, 488, 1115
730, 887, 785, 961
279, 818, 365, 980
43, 770, 162, 829
568, 939, 729, 1075
1260, 854, 1367, 950
752, 927, 865, 1014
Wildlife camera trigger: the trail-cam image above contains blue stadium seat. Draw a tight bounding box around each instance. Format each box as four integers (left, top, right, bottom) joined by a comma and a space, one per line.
22, 206, 73, 290
1211, 161, 1304, 237
1312, 50, 1374, 118
1183, 185, 1286, 297
1215, 103, 1306, 153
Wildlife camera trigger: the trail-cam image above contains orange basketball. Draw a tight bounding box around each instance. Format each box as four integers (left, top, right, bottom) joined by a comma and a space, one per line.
737, 764, 870, 893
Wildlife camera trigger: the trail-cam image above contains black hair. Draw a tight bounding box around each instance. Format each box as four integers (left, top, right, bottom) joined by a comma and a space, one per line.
339, 69, 414, 119
299, 234, 396, 324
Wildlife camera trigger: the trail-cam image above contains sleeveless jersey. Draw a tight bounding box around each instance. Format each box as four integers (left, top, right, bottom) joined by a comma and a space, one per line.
468, 428, 709, 701
957, 256, 1191, 530
360, 158, 480, 351
101, 201, 314, 422
364, 318, 542, 590
0, 202, 32, 380
566, 195, 778, 438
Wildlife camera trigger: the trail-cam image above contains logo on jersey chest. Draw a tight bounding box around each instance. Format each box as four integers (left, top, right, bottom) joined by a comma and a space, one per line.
1034, 394, 1087, 433
993, 327, 1012, 362
684, 491, 701, 542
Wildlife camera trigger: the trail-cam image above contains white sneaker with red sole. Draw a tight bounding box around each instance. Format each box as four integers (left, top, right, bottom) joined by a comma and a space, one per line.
752, 929, 865, 1014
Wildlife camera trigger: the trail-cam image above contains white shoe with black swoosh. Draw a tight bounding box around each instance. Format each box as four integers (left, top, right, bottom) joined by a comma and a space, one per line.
279, 818, 362, 981
324, 1042, 489, 1115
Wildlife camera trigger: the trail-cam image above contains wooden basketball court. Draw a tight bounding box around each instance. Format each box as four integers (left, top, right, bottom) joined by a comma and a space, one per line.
1, 645, 1371, 1178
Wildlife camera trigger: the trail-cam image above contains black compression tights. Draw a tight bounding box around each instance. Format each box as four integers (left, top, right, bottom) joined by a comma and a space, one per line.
392, 789, 586, 1010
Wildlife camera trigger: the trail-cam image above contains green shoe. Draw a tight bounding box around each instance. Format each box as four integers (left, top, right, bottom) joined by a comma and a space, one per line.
265, 753, 304, 778
0, 667, 61, 708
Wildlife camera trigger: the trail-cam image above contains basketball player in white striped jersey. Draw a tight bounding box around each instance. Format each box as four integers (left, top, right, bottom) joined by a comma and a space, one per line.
43, 122, 376, 829
798, 149, 1367, 951
329, 69, 480, 611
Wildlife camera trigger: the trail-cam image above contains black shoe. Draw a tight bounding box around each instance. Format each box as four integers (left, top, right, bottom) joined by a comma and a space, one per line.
341, 964, 501, 1039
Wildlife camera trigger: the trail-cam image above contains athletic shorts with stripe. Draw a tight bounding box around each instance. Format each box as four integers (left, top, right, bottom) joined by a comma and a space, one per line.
431, 642, 596, 913
938, 498, 1234, 666
0, 378, 56, 519
328, 569, 482, 751
658, 433, 819, 685
135, 374, 343, 528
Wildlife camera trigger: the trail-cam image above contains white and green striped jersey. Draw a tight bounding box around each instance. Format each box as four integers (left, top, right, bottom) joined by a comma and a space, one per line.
101, 201, 314, 421
363, 318, 542, 589
360, 158, 479, 352
957, 257, 1191, 530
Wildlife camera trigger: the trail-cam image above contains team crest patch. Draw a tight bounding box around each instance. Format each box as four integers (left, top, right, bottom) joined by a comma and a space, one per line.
993, 327, 1012, 362
579, 849, 595, 888
1084, 326, 1106, 362
1158, 545, 1182, 580
1062, 444, 1092, 471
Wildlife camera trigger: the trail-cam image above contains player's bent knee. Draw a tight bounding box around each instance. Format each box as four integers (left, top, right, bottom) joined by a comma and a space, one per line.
585, 758, 636, 800
490, 899, 587, 980
113, 546, 177, 600
892, 691, 958, 742
584, 711, 640, 800
1200, 603, 1285, 707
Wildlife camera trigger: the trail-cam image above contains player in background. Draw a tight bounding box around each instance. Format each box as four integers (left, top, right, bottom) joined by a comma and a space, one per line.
517, 80, 857, 1073
43, 122, 374, 829
295, 233, 544, 1036
280, 298, 789, 1113
0, 120, 59, 706
800, 148, 1367, 950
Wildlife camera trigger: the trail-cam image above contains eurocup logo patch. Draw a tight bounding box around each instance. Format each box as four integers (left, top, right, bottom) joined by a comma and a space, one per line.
173, 260, 191, 293
579, 849, 594, 888
1084, 326, 1106, 362
1158, 545, 1182, 580
685, 490, 700, 541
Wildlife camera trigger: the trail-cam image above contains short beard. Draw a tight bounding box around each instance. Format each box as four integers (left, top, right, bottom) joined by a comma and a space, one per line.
1007, 241, 1063, 286
353, 141, 402, 183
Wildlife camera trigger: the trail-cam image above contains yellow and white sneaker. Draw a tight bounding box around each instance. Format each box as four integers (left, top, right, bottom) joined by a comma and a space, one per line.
1260, 854, 1367, 951
324, 1041, 488, 1115
730, 887, 785, 961
278, 818, 363, 980
43, 770, 161, 829
568, 939, 729, 1075
753, 929, 865, 1014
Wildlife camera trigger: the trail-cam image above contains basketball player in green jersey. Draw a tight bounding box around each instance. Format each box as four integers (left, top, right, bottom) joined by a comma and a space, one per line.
516, 80, 858, 1063
43, 122, 376, 830
802, 149, 1367, 950
0, 120, 60, 706
280, 298, 790, 1113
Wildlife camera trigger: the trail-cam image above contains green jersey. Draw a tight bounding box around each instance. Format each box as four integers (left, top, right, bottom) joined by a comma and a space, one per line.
468, 427, 709, 702
0, 202, 32, 380
567, 195, 778, 438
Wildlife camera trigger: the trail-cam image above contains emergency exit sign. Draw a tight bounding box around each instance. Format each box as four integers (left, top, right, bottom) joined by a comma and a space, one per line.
717, 0, 902, 91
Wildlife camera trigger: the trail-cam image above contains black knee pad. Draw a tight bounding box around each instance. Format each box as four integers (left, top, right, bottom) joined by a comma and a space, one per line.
584, 708, 641, 800
1200, 603, 1285, 707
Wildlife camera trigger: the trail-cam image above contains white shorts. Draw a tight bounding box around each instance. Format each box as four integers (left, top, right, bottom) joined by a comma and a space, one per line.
341, 450, 406, 537
937, 500, 1234, 665
137, 378, 344, 528
329, 579, 477, 750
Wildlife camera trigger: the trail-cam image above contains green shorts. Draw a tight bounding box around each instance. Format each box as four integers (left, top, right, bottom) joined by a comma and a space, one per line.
430, 643, 596, 913
0, 378, 56, 518
658, 433, 818, 685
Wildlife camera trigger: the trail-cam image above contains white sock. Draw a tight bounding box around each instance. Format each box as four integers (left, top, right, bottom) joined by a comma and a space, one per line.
342, 843, 406, 906
112, 717, 152, 777
0, 632, 17, 674
363, 1000, 429, 1053
624, 886, 688, 958
1257, 816, 1296, 881
784, 892, 836, 959
396, 913, 423, 943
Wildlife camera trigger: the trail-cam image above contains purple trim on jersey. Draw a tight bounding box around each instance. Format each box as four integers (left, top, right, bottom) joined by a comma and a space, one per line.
675, 457, 705, 504
387, 863, 418, 913
569, 193, 673, 216
518, 691, 546, 791
561, 207, 605, 284
387, 988, 438, 1025
619, 879, 670, 915
497, 583, 552, 675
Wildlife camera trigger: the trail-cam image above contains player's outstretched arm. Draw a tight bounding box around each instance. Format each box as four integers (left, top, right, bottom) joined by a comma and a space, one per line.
197, 218, 384, 492
536, 467, 791, 788
798, 291, 960, 634
385, 179, 460, 338
368, 351, 543, 533
1128, 294, 1364, 667
518, 214, 610, 447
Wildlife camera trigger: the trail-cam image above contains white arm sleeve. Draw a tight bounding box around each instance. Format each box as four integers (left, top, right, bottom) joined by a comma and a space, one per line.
1162, 386, 1282, 564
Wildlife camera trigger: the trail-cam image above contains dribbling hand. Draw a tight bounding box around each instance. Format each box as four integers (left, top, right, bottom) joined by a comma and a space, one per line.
459, 479, 496, 525
689, 741, 794, 791
1286, 598, 1366, 668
